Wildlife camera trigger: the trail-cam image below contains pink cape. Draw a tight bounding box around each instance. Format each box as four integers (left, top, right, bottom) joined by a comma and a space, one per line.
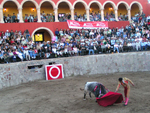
96, 91, 123, 107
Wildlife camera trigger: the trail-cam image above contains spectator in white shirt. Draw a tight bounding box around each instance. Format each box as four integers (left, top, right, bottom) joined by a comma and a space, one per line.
127, 41, 132, 51
114, 43, 119, 53
72, 45, 78, 55
136, 40, 141, 51
136, 31, 141, 37
23, 48, 30, 61
118, 42, 123, 52
132, 41, 136, 51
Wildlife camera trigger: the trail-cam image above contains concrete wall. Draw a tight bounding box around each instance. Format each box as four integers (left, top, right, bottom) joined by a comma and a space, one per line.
0, 52, 150, 89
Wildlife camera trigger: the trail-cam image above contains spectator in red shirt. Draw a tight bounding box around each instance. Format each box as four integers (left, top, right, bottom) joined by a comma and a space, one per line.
10, 39, 15, 45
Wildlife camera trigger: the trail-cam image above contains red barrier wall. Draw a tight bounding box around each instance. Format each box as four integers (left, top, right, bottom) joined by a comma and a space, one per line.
108, 21, 129, 29
0, 21, 129, 36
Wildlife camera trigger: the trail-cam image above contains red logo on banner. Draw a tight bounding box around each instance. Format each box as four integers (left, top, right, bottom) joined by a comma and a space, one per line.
96, 22, 106, 27
45, 64, 64, 80
83, 23, 93, 27
67, 20, 108, 29
69, 21, 80, 26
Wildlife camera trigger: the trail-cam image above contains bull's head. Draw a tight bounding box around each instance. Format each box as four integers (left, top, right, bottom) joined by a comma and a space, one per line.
98, 94, 104, 98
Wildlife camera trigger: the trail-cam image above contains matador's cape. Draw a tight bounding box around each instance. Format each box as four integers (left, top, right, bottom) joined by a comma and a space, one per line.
96, 91, 123, 107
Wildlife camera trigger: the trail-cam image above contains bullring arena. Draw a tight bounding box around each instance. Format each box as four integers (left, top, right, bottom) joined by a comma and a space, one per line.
0, 52, 150, 113
1, 0, 150, 113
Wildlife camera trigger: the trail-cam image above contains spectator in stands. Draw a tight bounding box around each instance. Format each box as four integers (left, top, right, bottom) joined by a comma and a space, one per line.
52, 46, 57, 57
28, 14, 34, 22
3, 49, 10, 63
5, 30, 10, 37
8, 49, 14, 62
88, 41, 94, 55
3, 14, 7, 23
12, 13, 18, 23
127, 41, 132, 52
136, 40, 141, 51
73, 45, 78, 56
1, 11, 150, 64
67, 44, 73, 56
6, 14, 11, 23
141, 40, 147, 51
101, 41, 106, 53
105, 42, 111, 53
24, 48, 30, 61
0, 51, 4, 63
114, 42, 119, 53
24, 14, 28, 22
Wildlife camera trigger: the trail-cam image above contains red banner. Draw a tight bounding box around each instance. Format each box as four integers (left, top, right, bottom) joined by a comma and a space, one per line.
67, 20, 108, 29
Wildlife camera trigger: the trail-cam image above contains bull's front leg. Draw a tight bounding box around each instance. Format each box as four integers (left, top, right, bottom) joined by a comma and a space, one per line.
89, 92, 92, 98
84, 91, 87, 100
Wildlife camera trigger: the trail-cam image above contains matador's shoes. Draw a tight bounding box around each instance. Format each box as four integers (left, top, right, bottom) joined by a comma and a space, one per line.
124, 97, 129, 106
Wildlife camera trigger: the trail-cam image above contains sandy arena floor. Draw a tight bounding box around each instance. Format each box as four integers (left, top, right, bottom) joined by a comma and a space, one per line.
0, 72, 150, 113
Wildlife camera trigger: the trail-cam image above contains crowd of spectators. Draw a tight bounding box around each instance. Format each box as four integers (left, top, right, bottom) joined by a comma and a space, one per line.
3, 13, 19, 23
3, 11, 143, 23
24, 14, 37, 22
3, 11, 148, 23
118, 13, 128, 21
1, 12, 150, 64
104, 11, 115, 21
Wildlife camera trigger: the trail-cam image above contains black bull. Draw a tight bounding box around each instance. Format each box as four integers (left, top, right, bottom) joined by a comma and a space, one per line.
82, 82, 107, 100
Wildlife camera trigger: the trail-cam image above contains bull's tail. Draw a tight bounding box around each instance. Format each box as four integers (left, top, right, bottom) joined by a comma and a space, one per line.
80, 88, 84, 91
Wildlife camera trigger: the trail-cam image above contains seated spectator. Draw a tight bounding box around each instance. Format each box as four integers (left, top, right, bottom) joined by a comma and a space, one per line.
105, 42, 111, 53
0, 51, 4, 63
38, 47, 45, 59
58, 45, 64, 57
52, 46, 57, 57
23, 48, 30, 61
15, 49, 23, 61
63, 45, 68, 57
114, 43, 119, 53
20, 49, 25, 60
67, 45, 73, 56
80, 44, 86, 55
45, 46, 52, 58
28, 48, 34, 59
5, 30, 10, 37
8, 49, 14, 62
136, 40, 141, 51
96, 43, 101, 54
3, 49, 10, 63
101, 42, 106, 53
132, 41, 136, 51
88, 43, 94, 55
73, 45, 78, 56
141, 40, 147, 51
93, 43, 98, 54
127, 41, 133, 52
77, 44, 82, 55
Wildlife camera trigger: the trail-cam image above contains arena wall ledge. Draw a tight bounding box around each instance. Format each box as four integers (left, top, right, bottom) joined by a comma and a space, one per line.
0, 52, 150, 89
